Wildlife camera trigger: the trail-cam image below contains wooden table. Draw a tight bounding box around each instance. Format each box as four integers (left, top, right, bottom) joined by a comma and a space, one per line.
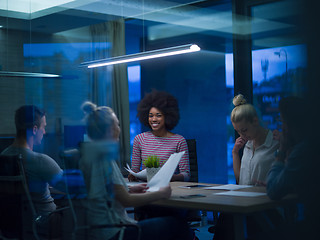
151, 182, 296, 240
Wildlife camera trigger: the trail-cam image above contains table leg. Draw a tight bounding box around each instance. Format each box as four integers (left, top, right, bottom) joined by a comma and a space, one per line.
233, 214, 246, 240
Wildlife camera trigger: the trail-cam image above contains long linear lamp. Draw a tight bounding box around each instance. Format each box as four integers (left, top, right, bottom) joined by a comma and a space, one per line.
0, 71, 60, 78
80, 44, 200, 69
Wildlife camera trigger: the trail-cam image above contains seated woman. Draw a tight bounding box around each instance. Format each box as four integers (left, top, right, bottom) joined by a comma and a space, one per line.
267, 96, 318, 240
231, 94, 279, 185
80, 101, 193, 240
213, 94, 280, 240
128, 90, 190, 182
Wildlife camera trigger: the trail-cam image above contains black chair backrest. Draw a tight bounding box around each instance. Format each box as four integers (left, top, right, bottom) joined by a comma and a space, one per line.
0, 154, 37, 239
186, 139, 198, 182
0, 154, 25, 195
0, 136, 14, 153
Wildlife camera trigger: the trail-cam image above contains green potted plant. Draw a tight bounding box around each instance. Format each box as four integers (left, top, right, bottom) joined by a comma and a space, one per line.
144, 155, 160, 181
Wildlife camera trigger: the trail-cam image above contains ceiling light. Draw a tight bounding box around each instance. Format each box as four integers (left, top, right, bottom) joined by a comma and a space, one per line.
80, 44, 200, 69
0, 71, 60, 78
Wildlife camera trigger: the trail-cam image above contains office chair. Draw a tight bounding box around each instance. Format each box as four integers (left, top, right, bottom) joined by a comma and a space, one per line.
0, 154, 73, 240
0, 136, 14, 153
186, 139, 199, 183
185, 139, 204, 226
0, 154, 40, 240
59, 142, 141, 240
186, 139, 217, 238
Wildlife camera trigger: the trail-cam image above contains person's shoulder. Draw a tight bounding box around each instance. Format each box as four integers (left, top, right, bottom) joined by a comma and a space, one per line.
136, 131, 151, 137
266, 130, 279, 147
136, 131, 153, 140
171, 133, 186, 141
31, 151, 56, 163
133, 132, 152, 145
169, 134, 188, 145
1, 145, 29, 157
37, 152, 54, 160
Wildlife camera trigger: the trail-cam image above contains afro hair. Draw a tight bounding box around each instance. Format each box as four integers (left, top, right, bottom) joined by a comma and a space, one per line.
137, 90, 180, 130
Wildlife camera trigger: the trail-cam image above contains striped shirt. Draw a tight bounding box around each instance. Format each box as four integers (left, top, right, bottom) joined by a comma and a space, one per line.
131, 131, 190, 181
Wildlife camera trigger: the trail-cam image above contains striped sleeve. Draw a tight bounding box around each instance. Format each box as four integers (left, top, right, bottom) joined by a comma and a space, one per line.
177, 137, 190, 181
131, 134, 143, 172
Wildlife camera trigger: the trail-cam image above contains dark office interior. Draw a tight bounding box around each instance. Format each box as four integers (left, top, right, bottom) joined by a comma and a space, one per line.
0, 0, 319, 239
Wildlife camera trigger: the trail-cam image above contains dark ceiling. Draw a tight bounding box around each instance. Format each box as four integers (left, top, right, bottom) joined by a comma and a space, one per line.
0, 0, 304, 53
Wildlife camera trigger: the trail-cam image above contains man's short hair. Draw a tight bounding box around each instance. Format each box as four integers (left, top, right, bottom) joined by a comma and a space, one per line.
15, 105, 45, 138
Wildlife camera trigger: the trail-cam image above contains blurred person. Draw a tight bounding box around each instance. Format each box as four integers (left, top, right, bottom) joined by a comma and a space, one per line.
267, 96, 319, 240
128, 90, 190, 182
0, 105, 64, 238
1, 105, 63, 214
80, 101, 194, 240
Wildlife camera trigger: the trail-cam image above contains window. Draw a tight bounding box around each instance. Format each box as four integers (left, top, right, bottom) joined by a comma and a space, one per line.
225, 44, 307, 183
128, 64, 141, 146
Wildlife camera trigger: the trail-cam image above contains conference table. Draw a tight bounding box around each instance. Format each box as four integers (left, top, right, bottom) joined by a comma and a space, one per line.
149, 181, 297, 240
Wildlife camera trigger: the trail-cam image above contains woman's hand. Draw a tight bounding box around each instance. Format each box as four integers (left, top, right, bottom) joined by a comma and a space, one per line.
128, 173, 138, 182
232, 137, 247, 154
272, 129, 282, 141
170, 173, 184, 182
253, 180, 267, 187
128, 183, 148, 193
158, 185, 172, 199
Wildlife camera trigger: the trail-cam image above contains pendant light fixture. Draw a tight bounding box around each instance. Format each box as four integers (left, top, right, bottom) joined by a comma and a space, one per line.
80, 44, 200, 69
0, 71, 60, 78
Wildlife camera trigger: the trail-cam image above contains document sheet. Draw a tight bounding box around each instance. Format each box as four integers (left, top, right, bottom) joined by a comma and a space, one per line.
204, 184, 253, 191
214, 191, 267, 197
124, 164, 147, 181
147, 151, 185, 192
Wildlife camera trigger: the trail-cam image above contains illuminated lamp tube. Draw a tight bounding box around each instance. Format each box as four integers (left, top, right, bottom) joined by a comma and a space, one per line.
80, 44, 200, 68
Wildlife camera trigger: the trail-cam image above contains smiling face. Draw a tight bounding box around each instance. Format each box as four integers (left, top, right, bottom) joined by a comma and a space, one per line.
232, 117, 259, 141
148, 107, 166, 132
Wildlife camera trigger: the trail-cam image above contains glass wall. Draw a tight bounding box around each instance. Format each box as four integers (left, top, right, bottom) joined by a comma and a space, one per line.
128, 64, 141, 146
225, 44, 307, 183
0, 0, 311, 237
0, 0, 306, 183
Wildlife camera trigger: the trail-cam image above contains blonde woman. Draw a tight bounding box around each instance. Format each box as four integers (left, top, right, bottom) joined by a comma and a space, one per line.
213, 95, 281, 240
231, 94, 279, 185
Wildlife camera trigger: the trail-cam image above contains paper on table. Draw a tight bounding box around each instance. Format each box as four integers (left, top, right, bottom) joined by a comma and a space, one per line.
214, 191, 266, 197
124, 164, 147, 181
204, 184, 253, 191
147, 151, 185, 192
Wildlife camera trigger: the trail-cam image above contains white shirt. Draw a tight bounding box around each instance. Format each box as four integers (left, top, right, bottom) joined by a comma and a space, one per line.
79, 142, 135, 240
239, 130, 279, 185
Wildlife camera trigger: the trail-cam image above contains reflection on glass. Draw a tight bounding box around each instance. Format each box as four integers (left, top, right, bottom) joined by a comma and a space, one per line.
225, 44, 307, 183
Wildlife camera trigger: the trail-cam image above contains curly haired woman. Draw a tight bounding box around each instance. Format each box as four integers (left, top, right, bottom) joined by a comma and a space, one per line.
128, 90, 190, 182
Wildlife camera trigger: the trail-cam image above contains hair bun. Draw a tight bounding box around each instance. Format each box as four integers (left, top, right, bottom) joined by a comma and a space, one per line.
81, 101, 97, 115
233, 94, 247, 107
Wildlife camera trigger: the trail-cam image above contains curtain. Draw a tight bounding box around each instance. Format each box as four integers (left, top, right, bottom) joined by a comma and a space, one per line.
90, 19, 130, 172
90, 23, 112, 106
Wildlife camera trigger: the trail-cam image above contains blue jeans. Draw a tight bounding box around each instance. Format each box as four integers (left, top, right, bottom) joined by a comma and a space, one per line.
112, 216, 193, 240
